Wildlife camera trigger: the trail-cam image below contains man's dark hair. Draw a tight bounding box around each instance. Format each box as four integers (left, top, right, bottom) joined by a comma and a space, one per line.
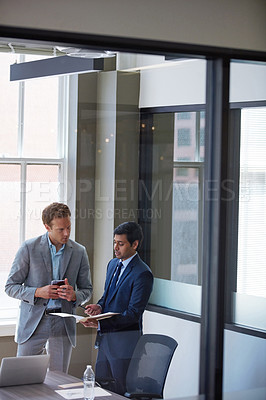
114, 221, 143, 249
42, 202, 71, 227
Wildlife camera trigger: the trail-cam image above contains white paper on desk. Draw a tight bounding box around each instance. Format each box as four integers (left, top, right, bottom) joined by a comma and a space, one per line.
55, 387, 111, 399
49, 313, 84, 323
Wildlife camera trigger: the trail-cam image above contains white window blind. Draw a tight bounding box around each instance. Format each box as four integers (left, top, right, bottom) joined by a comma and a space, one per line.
237, 107, 266, 298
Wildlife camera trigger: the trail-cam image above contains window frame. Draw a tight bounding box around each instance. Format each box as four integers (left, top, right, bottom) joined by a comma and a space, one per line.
0, 54, 77, 334
139, 106, 205, 288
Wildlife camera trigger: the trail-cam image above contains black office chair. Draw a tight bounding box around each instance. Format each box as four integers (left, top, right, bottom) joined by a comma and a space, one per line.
124, 333, 178, 400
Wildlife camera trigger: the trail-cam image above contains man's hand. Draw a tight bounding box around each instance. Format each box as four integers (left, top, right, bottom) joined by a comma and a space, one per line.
85, 304, 101, 316
34, 278, 76, 302
35, 285, 60, 299
80, 319, 98, 329
57, 278, 76, 302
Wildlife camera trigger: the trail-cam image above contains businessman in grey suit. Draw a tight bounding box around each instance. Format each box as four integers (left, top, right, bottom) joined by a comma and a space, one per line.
5, 202, 92, 372
81, 221, 153, 395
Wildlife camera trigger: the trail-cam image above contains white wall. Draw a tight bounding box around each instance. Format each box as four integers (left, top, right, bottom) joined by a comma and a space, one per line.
143, 311, 201, 398
230, 62, 266, 103
144, 311, 266, 398
223, 330, 266, 392
139, 59, 206, 108
139, 59, 266, 108
0, 0, 266, 53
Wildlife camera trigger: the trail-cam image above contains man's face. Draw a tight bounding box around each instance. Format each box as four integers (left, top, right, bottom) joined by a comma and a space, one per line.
45, 216, 71, 248
113, 234, 138, 261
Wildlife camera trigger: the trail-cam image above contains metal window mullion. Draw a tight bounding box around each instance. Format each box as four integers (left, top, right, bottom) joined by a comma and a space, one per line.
19, 161, 27, 244
57, 76, 66, 159
17, 56, 25, 158
58, 161, 64, 202
199, 57, 230, 400
198, 164, 204, 285
225, 109, 241, 323
195, 111, 200, 161
0, 158, 64, 164
61, 75, 70, 203
57, 76, 66, 203
173, 161, 203, 168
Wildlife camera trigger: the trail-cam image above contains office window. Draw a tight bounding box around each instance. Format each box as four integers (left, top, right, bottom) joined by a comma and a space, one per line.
23, 75, 59, 158
177, 128, 191, 146
0, 53, 70, 324
177, 112, 191, 120
235, 106, 266, 330
140, 108, 205, 315
0, 53, 19, 157
171, 167, 199, 284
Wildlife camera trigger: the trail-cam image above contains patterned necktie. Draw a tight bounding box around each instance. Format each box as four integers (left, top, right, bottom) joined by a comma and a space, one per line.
106, 261, 123, 302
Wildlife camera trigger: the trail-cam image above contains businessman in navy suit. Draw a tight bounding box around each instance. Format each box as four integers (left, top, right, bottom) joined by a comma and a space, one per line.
81, 221, 153, 395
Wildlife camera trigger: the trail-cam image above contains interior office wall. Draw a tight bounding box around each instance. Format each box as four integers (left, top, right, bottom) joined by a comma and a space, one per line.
72, 72, 98, 378
139, 60, 266, 108
114, 71, 140, 230
139, 59, 206, 108
93, 71, 117, 302
223, 330, 266, 392
143, 311, 201, 398
1, 0, 266, 52
93, 70, 140, 301
144, 312, 266, 397
139, 60, 266, 397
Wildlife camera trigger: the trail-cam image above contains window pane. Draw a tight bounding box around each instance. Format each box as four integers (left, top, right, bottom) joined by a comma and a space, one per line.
199, 111, 205, 161
174, 111, 205, 161
25, 164, 60, 239
171, 168, 199, 284
23, 66, 59, 158
0, 164, 20, 315
141, 103, 205, 315
224, 58, 266, 395
0, 54, 19, 157
237, 107, 266, 299
235, 107, 266, 331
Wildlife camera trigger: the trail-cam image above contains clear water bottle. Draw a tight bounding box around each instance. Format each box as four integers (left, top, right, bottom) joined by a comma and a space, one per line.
83, 364, 95, 400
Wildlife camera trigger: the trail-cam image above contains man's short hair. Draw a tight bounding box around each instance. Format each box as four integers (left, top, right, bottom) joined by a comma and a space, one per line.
114, 221, 143, 249
42, 203, 71, 227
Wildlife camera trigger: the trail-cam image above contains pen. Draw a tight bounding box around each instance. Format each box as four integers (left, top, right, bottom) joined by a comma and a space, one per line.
79, 305, 87, 310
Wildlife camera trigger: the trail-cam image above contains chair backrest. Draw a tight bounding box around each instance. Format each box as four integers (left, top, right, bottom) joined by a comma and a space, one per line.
125, 334, 178, 399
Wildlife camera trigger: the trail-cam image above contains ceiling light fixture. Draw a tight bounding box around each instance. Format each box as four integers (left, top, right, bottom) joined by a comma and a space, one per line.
56, 47, 115, 59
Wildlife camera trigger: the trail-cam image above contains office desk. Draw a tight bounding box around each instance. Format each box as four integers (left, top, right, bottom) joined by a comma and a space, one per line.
0, 371, 125, 400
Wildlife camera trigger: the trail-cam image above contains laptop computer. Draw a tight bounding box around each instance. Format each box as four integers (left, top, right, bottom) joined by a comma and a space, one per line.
0, 354, 50, 387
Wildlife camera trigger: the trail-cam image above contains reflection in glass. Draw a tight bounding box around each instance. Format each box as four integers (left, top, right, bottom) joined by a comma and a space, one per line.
174, 111, 205, 162
171, 168, 199, 284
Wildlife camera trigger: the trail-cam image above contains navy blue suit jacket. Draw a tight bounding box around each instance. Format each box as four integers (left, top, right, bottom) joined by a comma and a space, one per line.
98, 253, 153, 333
94, 253, 153, 395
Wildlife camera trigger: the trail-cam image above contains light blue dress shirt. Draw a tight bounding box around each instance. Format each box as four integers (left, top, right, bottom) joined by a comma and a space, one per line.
46, 233, 65, 310
116, 252, 137, 282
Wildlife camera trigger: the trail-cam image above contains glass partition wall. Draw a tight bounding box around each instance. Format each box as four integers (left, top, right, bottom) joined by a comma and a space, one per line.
222, 61, 266, 395
0, 34, 265, 400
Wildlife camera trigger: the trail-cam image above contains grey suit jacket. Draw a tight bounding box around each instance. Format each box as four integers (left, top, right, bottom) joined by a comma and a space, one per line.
5, 233, 92, 347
